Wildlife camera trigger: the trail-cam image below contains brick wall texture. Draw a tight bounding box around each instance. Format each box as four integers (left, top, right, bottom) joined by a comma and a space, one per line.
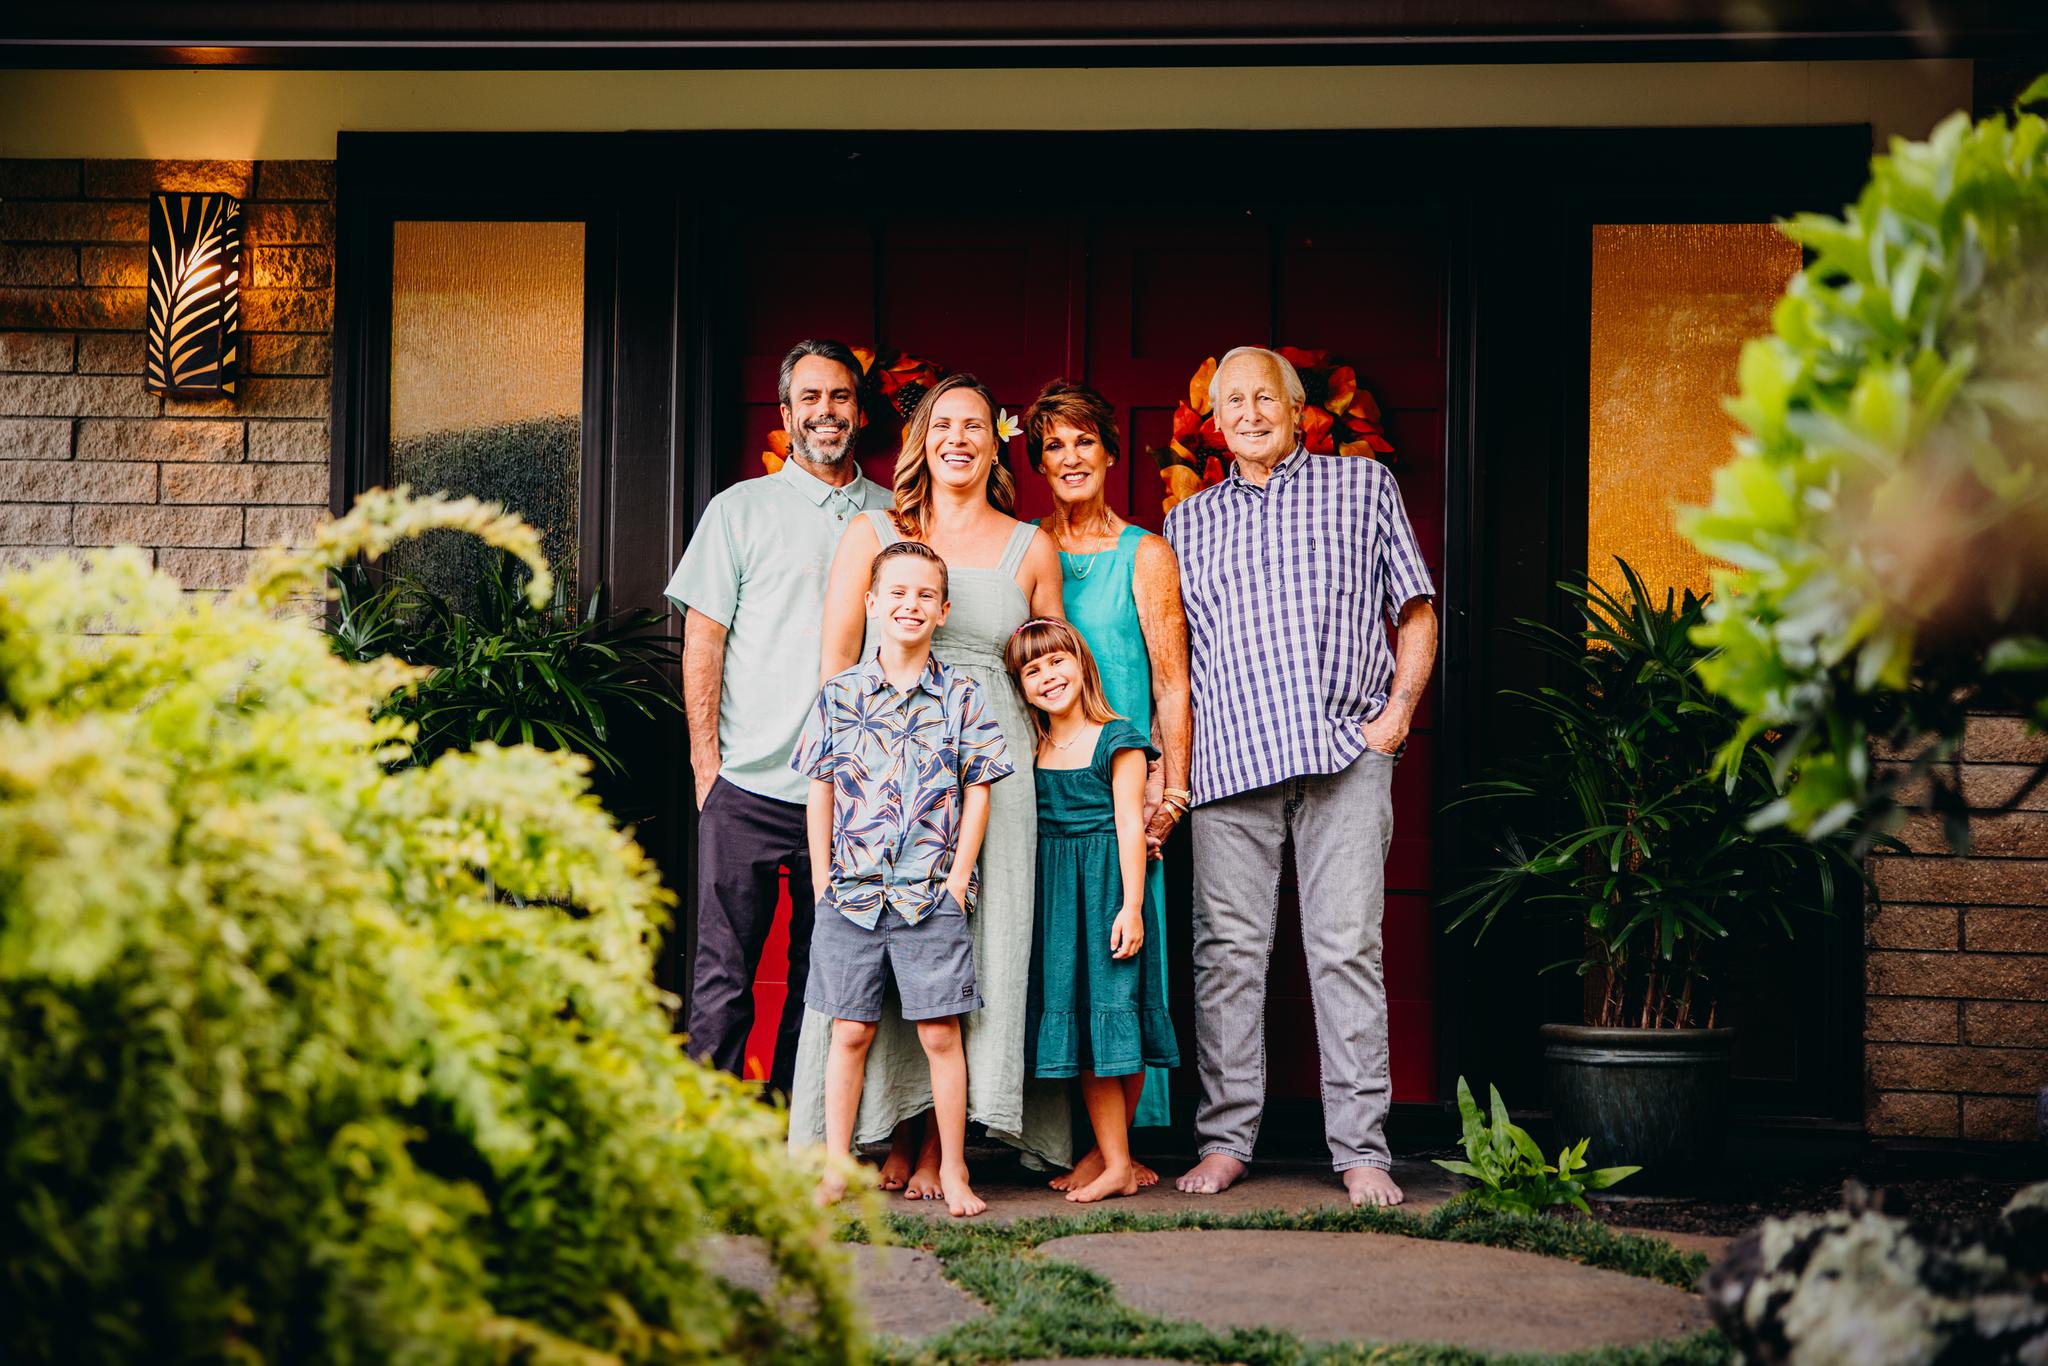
1870, 715, 2048, 1143
0, 159, 333, 588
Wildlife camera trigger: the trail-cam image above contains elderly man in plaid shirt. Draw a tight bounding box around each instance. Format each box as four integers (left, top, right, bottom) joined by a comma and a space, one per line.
1165, 346, 1438, 1208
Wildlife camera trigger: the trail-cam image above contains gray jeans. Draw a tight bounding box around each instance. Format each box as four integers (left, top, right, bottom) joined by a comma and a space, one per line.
1189, 750, 1396, 1171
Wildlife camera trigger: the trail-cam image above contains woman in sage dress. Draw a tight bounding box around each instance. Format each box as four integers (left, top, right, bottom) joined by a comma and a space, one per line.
1023, 379, 1193, 1189
787, 372, 1070, 1192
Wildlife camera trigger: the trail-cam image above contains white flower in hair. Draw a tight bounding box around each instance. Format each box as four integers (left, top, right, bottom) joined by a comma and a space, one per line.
996, 408, 1022, 443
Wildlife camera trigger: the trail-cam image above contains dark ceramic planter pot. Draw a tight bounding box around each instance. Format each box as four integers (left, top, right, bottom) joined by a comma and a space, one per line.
1539, 1023, 1736, 1179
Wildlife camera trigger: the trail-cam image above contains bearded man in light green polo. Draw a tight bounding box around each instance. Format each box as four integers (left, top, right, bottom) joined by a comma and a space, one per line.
665, 339, 893, 1096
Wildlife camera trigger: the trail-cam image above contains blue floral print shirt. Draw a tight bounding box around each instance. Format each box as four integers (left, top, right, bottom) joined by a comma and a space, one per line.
792, 650, 1015, 929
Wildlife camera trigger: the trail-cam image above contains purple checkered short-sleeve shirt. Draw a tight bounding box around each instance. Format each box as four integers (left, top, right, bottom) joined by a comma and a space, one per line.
1164, 446, 1434, 806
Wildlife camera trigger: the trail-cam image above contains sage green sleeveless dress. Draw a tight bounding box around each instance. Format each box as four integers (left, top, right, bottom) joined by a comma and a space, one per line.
1044, 522, 1175, 1128
786, 512, 1072, 1170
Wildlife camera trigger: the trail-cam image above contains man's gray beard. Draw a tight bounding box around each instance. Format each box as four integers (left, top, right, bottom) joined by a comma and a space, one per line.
790, 422, 853, 465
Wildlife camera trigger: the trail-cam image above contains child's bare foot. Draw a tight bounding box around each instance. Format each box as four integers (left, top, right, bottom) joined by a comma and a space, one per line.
1343, 1166, 1404, 1208
1174, 1153, 1247, 1194
940, 1164, 986, 1218
903, 1117, 944, 1200
814, 1170, 849, 1208
1050, 1147, 1106, 1192
1065, 1160, 1139, 1204
1057, 1147, 1158, 1190
876, 1141, 913, 1192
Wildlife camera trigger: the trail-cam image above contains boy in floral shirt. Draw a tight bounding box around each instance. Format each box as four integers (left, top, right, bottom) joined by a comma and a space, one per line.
793, 541, 1012, 1217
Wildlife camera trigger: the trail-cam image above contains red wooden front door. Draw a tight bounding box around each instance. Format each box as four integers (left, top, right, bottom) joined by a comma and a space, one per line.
719, 210, 1446, 1109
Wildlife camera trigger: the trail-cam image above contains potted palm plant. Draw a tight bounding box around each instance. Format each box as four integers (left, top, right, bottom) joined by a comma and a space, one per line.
1446, 560, 1865, 1174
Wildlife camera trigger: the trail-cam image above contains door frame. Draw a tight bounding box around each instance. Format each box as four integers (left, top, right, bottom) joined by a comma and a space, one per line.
335, 121, 1874, 1136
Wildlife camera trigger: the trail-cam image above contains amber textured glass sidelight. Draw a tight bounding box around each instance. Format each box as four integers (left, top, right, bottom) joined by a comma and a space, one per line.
388, 220, 585, 604
1587, 223, 1802, 601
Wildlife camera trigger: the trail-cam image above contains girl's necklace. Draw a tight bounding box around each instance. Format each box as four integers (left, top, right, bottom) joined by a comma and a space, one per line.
1046, 731, 1083, 752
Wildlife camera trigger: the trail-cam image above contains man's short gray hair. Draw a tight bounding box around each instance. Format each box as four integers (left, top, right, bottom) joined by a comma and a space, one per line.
777, 338, 865, 410
1214, 346, 1306, 411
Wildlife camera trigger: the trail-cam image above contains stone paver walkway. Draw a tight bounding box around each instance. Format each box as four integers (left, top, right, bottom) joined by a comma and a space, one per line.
712, 1238, 987, 1342
1037, 1228, 1712, 1355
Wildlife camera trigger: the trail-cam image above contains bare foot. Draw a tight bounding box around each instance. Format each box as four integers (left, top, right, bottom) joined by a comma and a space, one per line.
876, 1141, 912, 1192
1066, 1161, 1139, 1204
1344, 1166, 1404, 1208
1133, 1160, 1160, 1188
1051, 1147, 1106, 1192
1174, 1153, 1247, 1195
814, 1170, 849, 1208
940, 1164, 987, 1218
904, 1158, 944, 1200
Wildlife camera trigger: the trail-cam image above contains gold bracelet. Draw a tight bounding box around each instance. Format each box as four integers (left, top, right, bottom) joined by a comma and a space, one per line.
1162, 787, 1192, 806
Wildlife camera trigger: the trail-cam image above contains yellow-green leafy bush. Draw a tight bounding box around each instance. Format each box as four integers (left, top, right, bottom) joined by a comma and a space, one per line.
0, 491, 859, 1364
1684, 89, 2048, 837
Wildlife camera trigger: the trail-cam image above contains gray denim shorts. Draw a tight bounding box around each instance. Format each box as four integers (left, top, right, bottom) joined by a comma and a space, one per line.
806, 889, 982, 1023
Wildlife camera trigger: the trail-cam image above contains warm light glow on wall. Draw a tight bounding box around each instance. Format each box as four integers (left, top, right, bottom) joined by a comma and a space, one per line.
145, 192, 241, 397
1587, 222, 1802, 601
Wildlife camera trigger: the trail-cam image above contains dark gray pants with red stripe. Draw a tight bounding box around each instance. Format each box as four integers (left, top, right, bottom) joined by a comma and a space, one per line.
689, 776, 816, 1098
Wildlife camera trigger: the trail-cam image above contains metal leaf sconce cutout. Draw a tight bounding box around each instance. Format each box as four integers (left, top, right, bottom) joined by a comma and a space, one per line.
146, 192, 241, 398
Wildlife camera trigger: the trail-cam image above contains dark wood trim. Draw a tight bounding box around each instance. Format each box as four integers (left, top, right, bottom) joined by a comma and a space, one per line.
11, 2, 2048, 68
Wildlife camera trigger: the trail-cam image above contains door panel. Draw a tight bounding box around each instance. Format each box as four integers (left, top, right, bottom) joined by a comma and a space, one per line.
727, 207, 1450, 1111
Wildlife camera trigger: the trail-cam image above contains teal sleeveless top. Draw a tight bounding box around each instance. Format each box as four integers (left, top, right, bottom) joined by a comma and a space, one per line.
1055, 524, 1154, 735
1040, 520, 1173, 1128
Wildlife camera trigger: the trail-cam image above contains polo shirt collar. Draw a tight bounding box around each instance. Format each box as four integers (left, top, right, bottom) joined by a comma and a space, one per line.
857, 649, 948, 699
778, 455, 865, 506
1228, 443, 1310, 490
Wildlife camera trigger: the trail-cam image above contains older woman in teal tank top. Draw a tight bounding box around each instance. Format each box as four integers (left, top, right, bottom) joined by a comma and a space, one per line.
1025, 379, 1193, 1188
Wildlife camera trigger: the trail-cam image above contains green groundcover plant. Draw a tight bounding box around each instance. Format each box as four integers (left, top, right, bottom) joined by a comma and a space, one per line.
1684, 82, 2048, 840
0, 491, 860, 1365
1433, 1079, 1638, 1217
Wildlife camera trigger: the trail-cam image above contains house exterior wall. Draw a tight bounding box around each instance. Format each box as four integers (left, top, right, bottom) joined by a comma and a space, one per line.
1871, 728, 2048, 1142
1, 56, 2038, 1143
0, 157, 332, 583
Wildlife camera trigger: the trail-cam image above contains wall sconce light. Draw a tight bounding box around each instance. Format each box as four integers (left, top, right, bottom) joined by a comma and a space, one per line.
145, 192, 241, 398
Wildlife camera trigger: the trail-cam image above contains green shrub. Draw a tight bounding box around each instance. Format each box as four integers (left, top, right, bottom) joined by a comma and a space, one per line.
0, 491, 860, 1365
1444, 562, 1862, 1029
1433, 1078, 1638, 1216
325, 553, 681, 776
1682, 86, 2048, 839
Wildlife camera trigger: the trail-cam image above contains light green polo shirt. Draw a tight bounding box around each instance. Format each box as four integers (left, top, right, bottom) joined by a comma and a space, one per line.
665, 458, 892, 805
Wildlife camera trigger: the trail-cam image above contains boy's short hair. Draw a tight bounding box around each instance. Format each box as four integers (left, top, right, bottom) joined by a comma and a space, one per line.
868, 540, 949, 600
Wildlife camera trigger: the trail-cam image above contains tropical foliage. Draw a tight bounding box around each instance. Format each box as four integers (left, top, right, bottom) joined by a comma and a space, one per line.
0, 490, 859, 1365
1445, 561, 1863, 1030
1434, 1078, 1639, 1216
1682, 86, 2048, 839
1152, 346, 1393, 512
325, 552, 681, 777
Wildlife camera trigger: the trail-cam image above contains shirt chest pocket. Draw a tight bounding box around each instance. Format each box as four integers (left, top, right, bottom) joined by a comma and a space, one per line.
1308, 530, 1370, 598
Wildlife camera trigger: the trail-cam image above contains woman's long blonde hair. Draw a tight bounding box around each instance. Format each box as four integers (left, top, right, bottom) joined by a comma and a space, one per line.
891, 372, 1017, 540
1003, 617, 1119, 748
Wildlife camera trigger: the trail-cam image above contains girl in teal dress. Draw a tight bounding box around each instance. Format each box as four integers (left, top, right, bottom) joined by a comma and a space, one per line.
1005, 618, 1179, 1204
1025, 379, 1194, 1169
